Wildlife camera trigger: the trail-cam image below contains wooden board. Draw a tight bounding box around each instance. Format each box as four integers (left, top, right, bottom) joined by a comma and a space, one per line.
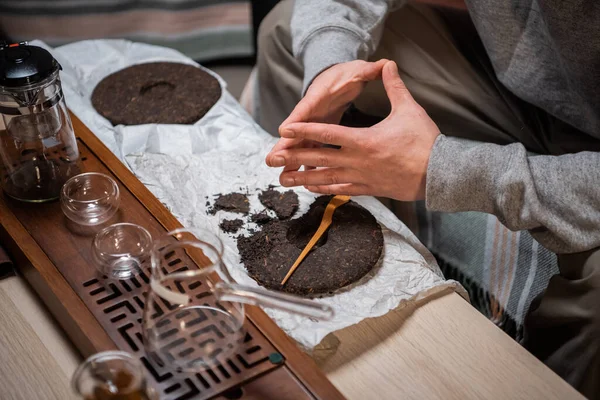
0, 114, 345, 400
0, 282, 78, 400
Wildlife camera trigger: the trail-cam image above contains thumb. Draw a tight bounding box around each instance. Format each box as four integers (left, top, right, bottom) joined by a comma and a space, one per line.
382, 61, 412, 109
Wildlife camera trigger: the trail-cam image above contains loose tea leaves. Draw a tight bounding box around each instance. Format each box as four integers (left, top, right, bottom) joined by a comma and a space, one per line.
220, 218, 244, 234
250, 210, 273, 225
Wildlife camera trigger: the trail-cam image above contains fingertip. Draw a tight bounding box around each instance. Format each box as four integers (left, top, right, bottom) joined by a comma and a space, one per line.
265, 152, 282, 167
384, 60, 399, 77
278, 123, 289, 138
279, 115, 299, 136
279, 126, 296, 138
365, 59, 389, 79
280, 174, 294, 187
265, 154, 274, 167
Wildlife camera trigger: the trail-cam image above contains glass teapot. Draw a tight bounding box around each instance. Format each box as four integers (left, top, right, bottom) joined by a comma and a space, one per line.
0, 42, 80, 202
143, 228, 334, 372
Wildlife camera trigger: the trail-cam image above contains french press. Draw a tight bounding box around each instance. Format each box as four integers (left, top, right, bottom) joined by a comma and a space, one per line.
0, 42, 80, 202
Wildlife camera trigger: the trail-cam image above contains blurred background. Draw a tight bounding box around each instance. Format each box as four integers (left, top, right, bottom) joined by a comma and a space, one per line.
0, 0, 281, 99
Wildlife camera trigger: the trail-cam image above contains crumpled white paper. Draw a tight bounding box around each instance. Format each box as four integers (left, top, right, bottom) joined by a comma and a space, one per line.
38, 39, 465, 349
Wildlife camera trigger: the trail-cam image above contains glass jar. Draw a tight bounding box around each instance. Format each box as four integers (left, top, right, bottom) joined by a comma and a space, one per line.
0, 43, 80, 202
71, 351, 157, 400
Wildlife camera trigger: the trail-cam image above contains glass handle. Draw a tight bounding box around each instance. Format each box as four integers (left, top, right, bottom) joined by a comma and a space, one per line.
214, 282, 334, 321
150, 279, 190, 305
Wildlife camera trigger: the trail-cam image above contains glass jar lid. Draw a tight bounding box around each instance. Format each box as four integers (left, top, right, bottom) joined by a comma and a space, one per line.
0, 43, 60, 88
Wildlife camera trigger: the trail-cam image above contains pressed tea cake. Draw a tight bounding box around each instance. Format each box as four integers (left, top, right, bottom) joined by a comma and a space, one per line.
238, 196, 383, 296
92, 62, 221, 126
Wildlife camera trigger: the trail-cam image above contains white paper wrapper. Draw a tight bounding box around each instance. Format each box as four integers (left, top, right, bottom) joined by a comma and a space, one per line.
37, 39, 465, 349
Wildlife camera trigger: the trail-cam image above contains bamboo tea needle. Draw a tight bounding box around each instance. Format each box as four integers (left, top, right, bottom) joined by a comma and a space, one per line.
281, 195, 351, 286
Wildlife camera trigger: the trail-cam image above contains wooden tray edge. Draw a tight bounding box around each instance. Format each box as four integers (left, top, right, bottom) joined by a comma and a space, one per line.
0, 198, 116, 355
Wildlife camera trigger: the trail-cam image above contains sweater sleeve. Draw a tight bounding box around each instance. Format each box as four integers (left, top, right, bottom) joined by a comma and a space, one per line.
291, 0, 407, 93
426, 135, 600, 254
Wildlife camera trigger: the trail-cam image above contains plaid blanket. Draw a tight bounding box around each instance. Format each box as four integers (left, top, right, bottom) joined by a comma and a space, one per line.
0, 0, 252, 62
413, 203, 558, 341
376, 198, 558, 340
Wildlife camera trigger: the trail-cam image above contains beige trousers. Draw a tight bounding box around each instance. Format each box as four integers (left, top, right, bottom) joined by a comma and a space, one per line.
257, 1, 600, 398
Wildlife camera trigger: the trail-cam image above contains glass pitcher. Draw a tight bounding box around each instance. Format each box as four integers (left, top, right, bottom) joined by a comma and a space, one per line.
0, 42, 80, 202
143, 228, 334, 372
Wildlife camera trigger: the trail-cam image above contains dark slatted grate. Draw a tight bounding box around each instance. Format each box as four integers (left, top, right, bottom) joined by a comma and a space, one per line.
81, 254, 278, 400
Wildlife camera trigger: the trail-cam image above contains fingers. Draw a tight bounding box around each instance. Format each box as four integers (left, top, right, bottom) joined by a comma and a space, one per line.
382, 61, 413, 109
266, 147, 352, 168
357, 58, 389, 81
281, 59, 389, 129
281, 97, 316, 127
305, 183, 370, 196
268, 137, 303, 154
266, 138, 300, 171
279, 167, 360, 187
283, 163, 318, 173
280, 122, 363, 148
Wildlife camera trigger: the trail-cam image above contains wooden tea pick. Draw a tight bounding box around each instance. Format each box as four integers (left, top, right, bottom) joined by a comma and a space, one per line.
281, 195, 351, 286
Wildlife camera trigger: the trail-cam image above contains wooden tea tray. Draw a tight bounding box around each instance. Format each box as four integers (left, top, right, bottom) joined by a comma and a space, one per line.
0, 114, 345, 400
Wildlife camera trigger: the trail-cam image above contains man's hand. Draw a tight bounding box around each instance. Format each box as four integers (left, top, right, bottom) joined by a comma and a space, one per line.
283, 59, 389, 126
265, 61, 440, 201
266, 59, 389, 174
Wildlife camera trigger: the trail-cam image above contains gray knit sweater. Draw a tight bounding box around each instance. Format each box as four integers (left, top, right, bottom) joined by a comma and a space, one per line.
291, 0, 600, 253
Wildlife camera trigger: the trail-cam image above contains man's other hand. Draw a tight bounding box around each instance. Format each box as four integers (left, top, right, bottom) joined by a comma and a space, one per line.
283, 58, 389, 126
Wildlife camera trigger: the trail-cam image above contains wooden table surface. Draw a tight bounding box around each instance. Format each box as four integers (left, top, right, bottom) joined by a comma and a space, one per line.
0, 274, 583, 400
